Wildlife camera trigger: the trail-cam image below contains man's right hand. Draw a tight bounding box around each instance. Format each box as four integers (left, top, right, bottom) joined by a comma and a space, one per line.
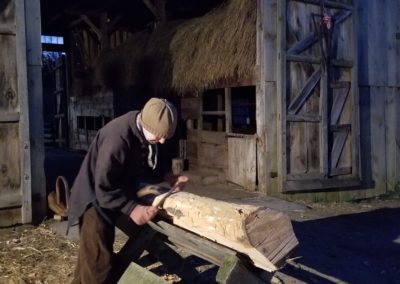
129, 205, 158, 225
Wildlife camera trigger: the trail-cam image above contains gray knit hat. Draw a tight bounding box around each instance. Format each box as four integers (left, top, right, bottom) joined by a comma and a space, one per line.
140, 98, 177, 139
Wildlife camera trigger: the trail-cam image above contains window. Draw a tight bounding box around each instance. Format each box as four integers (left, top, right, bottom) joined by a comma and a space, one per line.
200, 86, 256, 134
41, 35, 64, 45
77, 116, 111, 131
202, 88, 225, 132
231, 86, 256, 134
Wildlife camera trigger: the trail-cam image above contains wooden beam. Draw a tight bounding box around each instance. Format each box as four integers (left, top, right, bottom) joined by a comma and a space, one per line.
80, 15, 101, 42
287, 114, 321, 122
225, 88, 232, 133
149, 192, 298, 272
216, 255, 265, 284
142, 0, 158, 18
287, 54, 353, 67
287, 10, 353, 56
330, 130, 348, 169
284, 177, 361, 191
289, 0, 353, 11
0, 112, 20, 122
288, 68, 322, 114
0, 23, 15, 35
148, 220, 236, 267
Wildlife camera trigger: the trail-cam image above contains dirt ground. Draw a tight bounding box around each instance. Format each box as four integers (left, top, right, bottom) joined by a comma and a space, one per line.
1, 148, 399, 283
0, 196, 399, 284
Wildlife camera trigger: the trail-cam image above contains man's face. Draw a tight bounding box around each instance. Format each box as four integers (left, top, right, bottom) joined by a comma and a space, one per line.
143, 127, 166, 144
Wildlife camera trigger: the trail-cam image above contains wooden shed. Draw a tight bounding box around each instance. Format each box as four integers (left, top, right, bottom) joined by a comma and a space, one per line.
0, 0, 399, 225
69, 0, 399, 202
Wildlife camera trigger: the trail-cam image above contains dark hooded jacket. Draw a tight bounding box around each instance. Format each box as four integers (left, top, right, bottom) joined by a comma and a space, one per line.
67, 111, 157, 227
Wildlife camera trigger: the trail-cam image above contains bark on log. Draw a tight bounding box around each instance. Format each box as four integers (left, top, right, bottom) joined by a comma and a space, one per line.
151, 191, 298, 272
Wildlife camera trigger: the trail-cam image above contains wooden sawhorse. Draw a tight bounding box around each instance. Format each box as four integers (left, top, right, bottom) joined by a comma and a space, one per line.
116, 218, 273, 283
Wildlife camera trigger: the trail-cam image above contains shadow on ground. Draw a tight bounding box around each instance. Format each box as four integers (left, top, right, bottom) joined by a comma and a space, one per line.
280, 208, 400, 284
44, 148, 86, 193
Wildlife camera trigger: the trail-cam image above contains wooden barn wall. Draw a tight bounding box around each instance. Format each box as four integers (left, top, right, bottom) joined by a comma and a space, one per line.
0, 0, 43, 225
257, 0, 399, 202
181, 97, 228, 177
69, 91, 113, 150
67, 20, 132, 150
358, 0, 400, 195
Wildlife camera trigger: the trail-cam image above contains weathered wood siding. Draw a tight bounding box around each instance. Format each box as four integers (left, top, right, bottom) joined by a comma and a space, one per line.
0, 0, 42, 225
358, 0, 400, 196
69, 91, 114, 150
257, 0, 399, 201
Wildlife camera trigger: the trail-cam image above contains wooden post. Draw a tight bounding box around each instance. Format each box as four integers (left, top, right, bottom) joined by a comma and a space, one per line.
225, 88, 232, 133
257, 0, 279, 195
216, 255, 265, 284
15, 0, 32, 224
276, 0, 287, 192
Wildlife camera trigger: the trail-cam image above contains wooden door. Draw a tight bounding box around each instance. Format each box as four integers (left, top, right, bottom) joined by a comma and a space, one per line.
0, 0, 32, 225
277, 0, 360, 191
227, 134, 257, 191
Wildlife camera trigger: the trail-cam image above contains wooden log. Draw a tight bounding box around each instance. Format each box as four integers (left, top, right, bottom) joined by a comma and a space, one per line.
151, 191, 298, 272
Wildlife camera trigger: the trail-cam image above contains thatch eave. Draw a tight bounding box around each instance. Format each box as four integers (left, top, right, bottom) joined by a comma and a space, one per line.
93, 0, 256, 95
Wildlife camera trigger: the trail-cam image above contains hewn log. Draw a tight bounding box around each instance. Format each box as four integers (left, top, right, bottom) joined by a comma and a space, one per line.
151, 191, 298, 272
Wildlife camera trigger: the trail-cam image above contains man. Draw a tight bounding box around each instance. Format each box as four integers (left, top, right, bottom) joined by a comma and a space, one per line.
68, 97, 188, 284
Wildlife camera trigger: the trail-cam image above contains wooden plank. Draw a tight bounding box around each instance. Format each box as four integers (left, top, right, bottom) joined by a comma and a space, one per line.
287, 172, 325, 180
16, 0, 32, 224
0, 24, 15, 35
26, 8, 46, 224
287, 9, 352, 56
225, 88, 232, 133
284, 177, 361, 191
148, 220, 236, 267
287, 54, 354, 67
330, 82, 350, 125
118, 262, 168, 284
385, 87, 398, 191
276, 0, 287, 193
288, 68, 322, 114
0, 0, 15, 36
330, 167, 352, 176
330, 130, 349, 169
198, 143, 227, 169
227, 136, 257, 190
181, 97, 200, 120
0, 112, 20, 122
260, 0, 278, 194
287, 113, 321, 122
200, 130, 226, 145
387, 0, 400, 87
202, 111, 226, 116
216, 255, 265, 284
0, 191, 21, 209
367, 0, 388, 86
290, 0, 353, 10
0, 123, 21, 224
0, 207, 21, 227
349, 4, 361, 181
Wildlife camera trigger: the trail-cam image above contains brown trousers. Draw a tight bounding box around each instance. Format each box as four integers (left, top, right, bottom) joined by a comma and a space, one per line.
71, 206, 116, 284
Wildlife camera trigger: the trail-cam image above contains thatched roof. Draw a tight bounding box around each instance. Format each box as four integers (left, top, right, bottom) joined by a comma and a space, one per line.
94, 0, 256, 94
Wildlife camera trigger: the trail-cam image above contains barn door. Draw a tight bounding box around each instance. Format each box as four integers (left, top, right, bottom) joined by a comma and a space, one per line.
277, 0, 360, 191
227, 134, 257, 190
0, 0, 32, 225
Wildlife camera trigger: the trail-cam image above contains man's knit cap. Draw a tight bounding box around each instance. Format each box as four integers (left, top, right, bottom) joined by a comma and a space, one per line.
140, 98, 177, 139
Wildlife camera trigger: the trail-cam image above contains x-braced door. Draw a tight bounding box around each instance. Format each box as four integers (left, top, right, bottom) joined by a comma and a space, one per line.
277, 0, 360, 192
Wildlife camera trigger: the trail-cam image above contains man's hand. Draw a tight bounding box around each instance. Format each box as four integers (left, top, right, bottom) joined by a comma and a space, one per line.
129, 205, 159, 225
